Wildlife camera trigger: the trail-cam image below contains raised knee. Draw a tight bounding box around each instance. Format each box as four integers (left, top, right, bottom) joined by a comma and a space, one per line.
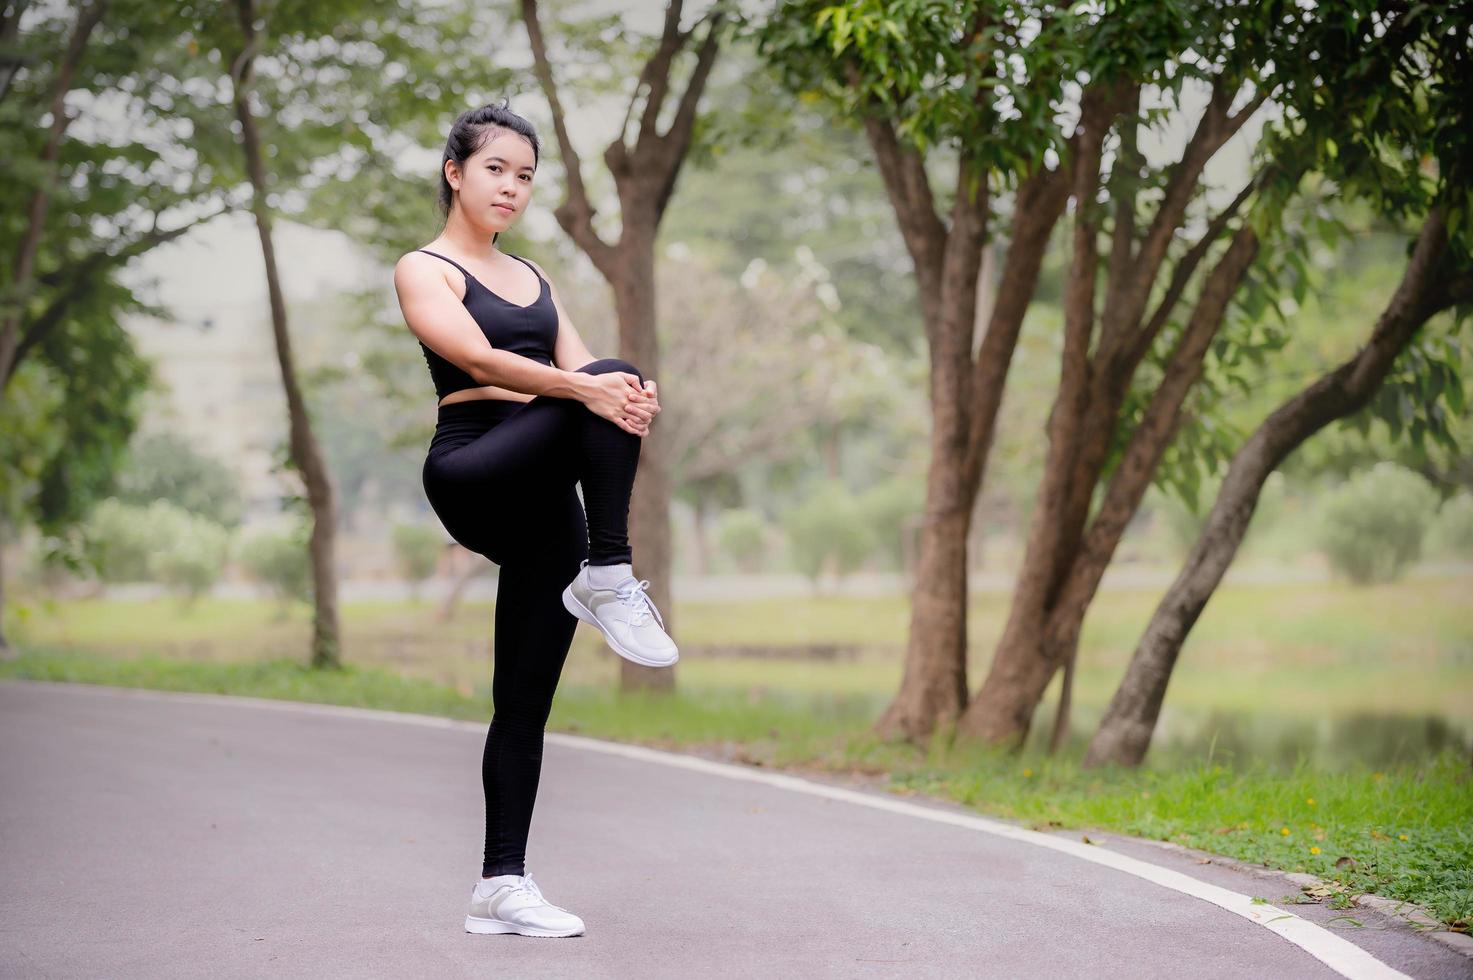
577, 357, 642, 381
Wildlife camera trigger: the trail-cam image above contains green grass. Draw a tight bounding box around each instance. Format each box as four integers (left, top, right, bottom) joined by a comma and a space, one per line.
10, 573, 1472, 722
3, 646, 1468, 930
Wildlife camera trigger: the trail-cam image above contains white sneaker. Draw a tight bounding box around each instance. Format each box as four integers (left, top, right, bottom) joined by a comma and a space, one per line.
465, 871, 585, 938
561, 559, 679, 668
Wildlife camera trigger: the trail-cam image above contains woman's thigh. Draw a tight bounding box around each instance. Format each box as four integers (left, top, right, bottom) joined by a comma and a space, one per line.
422, 399, 582, 562
422, 358, 641, 561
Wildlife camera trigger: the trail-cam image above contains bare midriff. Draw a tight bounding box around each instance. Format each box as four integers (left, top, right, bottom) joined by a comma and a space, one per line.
438, 385, 536, 408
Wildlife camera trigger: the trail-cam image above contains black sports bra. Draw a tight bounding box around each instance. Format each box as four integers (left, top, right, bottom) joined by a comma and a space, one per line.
414, 248, 559, 399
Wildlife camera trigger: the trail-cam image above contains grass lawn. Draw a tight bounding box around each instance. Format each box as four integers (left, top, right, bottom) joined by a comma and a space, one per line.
12, 573, 1471, 727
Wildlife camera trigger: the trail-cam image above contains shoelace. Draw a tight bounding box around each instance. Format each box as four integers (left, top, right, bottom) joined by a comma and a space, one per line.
614, 578, 665, 630
515, 872, 572, 914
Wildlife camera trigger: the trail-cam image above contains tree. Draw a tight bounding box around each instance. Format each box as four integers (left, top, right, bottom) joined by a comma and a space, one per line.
178, 0, 480, 668
113, 432, 244, 528
392, 522, 442, 602
0, 0, 231, 651
1086, 2, 1473, 767
759, 0, 1082, 741
954, 0, 1307, 750
520, 0, 729, 692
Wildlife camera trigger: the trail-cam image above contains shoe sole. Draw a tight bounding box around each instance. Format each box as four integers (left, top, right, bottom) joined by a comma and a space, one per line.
561, 584, 679, 668
465, 914, 583, 938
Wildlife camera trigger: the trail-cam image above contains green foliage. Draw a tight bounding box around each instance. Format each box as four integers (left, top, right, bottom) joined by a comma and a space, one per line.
857, 474, 924, 571
1317, 464, 1439, 585
1349, 329, 1469, 459
78, 498, 230, 600
782, 478, 876, 582
238, 522, 313, 607
1129, 0, 1473, 509
1428, 493, 1473, 559
113, 432, 244, 529
391, 523, 442, 598
80, 500, 158, 584
757, 1, 1083, 177
151, 516, 232, 606
714, 507, 772, 573
1, 1, 219, 563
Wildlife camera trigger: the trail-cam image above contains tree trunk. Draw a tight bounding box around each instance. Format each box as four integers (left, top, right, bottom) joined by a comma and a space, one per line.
523, 0, 724, 695
872, 432, 975, 740
613, 228, 675, 693
961, 81, 1268, 748
958, 88, 1119, 749
1086, 205, 1465, 768
868, 154, 1069, 744
232, 0, 342, 670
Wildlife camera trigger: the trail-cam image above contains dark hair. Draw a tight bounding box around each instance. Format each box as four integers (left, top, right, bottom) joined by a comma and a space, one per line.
438, 99, 540, 242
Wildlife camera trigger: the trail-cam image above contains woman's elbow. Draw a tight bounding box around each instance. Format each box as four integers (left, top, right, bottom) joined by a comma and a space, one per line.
466, 352, 500, 386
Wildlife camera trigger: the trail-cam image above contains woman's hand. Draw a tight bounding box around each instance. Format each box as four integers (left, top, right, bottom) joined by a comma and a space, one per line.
582, 372, 661, 436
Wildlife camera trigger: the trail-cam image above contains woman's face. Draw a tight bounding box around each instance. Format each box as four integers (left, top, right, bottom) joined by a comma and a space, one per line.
446, 129, 537, 235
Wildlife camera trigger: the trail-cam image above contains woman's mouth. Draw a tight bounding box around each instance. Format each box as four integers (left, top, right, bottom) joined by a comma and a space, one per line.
494, 204, 515, 213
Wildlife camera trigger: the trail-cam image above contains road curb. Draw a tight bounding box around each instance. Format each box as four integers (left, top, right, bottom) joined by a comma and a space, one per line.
1082, 830, 1473, 961
666, 740, 1471, 963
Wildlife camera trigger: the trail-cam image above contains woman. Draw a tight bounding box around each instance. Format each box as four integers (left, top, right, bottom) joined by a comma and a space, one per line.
393, 100, 677, 939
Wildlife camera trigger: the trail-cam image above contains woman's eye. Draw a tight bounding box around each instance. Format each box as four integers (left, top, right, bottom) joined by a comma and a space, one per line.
488, 165, 501, 172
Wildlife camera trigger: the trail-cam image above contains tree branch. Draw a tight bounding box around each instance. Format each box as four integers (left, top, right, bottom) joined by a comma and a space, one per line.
521, 0, 615, 271
1123, 167, 1265, 372
1104, 77, 1268, 347
633, 0, 686, 151
5, 210, 225, 387
651, 12, 723, 218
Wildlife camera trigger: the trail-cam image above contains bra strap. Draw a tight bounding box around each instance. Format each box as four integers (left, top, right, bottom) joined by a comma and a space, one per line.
420, 248, 545, 289
416, 248, 475, 281
508, 253, 546, 284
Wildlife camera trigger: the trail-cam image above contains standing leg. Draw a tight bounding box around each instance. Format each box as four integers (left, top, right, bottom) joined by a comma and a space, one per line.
480, 484, 587, 878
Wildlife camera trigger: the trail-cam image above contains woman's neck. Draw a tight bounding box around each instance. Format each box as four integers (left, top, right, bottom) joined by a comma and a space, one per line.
437, 211, 497, 258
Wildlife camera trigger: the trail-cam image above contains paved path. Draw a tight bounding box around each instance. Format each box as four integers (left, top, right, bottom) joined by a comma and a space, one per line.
1, 681, 1465, 979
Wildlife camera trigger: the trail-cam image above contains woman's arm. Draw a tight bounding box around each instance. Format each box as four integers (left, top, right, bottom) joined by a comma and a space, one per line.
518, 256, 599, 372
521, 256, 661, 430
393, 252, 651, 435
393, 251, 593, 400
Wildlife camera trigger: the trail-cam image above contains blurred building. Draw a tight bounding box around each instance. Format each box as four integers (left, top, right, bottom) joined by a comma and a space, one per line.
121, 212, 381, 529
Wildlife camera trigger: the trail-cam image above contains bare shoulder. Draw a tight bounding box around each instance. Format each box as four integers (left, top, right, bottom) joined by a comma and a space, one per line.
395, 249, 431, 278
395, 248, 440, 274
394, 249, 449, 293
517, 254, 555, 284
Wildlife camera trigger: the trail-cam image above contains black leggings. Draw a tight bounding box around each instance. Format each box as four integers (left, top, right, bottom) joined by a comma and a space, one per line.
422, 357, 644, 877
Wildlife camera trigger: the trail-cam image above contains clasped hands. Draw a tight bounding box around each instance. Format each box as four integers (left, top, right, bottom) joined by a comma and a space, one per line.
583, 371, 660, 437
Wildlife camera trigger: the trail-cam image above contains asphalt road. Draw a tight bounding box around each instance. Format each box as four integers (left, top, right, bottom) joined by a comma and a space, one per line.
1, 680, 1466, 979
